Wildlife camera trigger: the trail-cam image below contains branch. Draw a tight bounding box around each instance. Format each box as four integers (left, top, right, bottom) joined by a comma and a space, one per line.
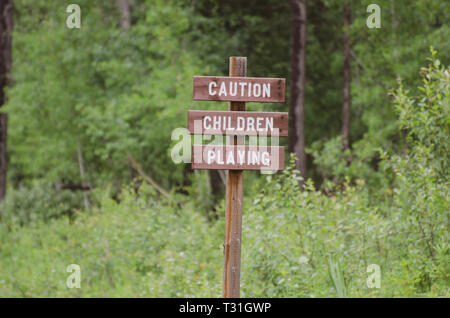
350, 49, 366, 70
77, 139, 91, 210
127, 152, 173, 201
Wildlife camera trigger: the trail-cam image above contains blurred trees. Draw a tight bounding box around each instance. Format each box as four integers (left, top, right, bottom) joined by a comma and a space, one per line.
0, 0, 448, 298
5, 0, 202, 195
119, 0, 131, 30
341, 2, 351, 159
2, 0, 449, 196
289, 0, 307, 183
0, 0, 13, 200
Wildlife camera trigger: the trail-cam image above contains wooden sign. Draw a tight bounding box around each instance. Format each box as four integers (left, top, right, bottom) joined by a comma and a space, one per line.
188, 57, 287, 298
187, 110, 288, 136
192, 145, 284, 171
193, 76, 285, 103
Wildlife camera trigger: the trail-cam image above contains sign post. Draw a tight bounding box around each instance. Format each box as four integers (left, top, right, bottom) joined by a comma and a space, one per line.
188, 57, 287, 298
223, 56, 246, 298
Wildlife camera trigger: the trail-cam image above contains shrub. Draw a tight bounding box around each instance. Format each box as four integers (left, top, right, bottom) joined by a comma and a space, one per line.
384, 48, 449, 292
0, 181, 85, 226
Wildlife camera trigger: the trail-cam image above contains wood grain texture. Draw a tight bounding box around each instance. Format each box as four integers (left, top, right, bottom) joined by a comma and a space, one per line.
223, 56, 246, 299
224, 169, 242, 298
187, 110, 289, 136
191, 145, 285, 171
193, 76, 285, 103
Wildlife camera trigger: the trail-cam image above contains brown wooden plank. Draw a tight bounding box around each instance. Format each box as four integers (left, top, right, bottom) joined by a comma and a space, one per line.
188, 110, 289, 137
193, 76, 285, 103
192, 145, 285, 171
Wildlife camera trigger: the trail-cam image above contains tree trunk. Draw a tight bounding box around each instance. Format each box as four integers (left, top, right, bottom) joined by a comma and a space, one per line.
209, 170, 223, 215
119, 0, 131, 30
0, 0, 13, 201
289, 0, 307, 185
77, 140, 90, 210
342, 2, 351, 161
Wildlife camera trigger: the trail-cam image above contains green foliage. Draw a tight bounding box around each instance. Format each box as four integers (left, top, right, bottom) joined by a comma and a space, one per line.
6, 0, 204, 191
328, 257, 348, 298
383, 50, 449, 291
307, 0, 450, 183
0, 151, 446, 297
6, 0, 450, 189
0, 1, 448, 298
0, 181, 84, 226
0, 182, 223, 297
243, 157, 393, 297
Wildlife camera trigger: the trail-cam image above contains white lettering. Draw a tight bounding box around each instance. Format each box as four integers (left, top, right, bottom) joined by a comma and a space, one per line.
251, 151, 260, 165
170, 128, 191, 164
226, 151, 235, 165
66, 264, 81, 288
217, 150, 224, 164
66, 4, 81, 29
256, 117, 264, 132
237, 117, 245, 131
213, 116, 220, 130
262, 83, 271, 98
239, 82, 247, 96
219, 82, 227, 96
253, 83, 261, 97
238, 151, 245, 164
207, 150, 215, 164
247, 117, 255, 131
229, 82, 237, 96
262, 152, 270, 166
203, 116, 212, 130
266, 117, 273, 132
208, 82, 217, 96
366, 4, 381, 29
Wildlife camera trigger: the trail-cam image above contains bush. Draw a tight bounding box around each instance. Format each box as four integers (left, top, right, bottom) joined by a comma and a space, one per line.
0, 182, 223, 297
0, 52, 447, 298
384, 48, 449, 292
0, 181, 85, 226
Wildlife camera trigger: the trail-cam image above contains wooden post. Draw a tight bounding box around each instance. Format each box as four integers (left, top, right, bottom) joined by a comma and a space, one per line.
191, 58, 287, 297
223, 56, 246, 298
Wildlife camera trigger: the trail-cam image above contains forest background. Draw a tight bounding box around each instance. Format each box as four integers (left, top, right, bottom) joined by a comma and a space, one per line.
0, 0, 448, 297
